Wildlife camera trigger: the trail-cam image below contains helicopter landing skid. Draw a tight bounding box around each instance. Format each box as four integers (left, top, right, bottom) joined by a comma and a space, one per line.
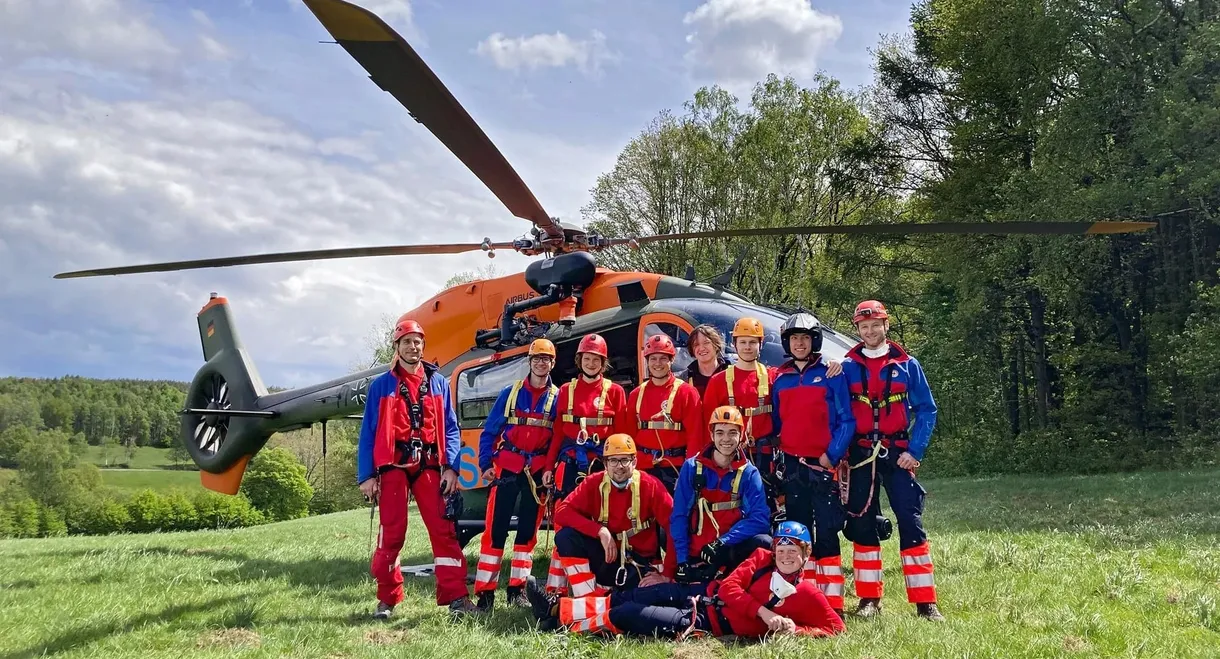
400, 563, 476, 584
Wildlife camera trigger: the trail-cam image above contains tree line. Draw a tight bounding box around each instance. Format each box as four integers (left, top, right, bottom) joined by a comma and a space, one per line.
583, 0, 1220, 475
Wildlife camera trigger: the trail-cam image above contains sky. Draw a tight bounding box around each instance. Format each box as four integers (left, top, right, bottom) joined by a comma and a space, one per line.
0, 0, 915, 388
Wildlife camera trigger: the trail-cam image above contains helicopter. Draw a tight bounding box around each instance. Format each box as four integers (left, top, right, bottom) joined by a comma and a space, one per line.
53, 0, 1155, 549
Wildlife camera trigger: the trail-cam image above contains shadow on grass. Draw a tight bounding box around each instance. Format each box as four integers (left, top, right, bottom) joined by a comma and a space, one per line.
0, 596, 244, 659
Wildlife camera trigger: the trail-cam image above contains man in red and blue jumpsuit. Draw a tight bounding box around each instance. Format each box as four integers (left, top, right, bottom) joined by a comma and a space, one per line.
357, 317, 478, 619
840, 300, 944, 621
669, 405, 772, 584
620, 333, 703, 495
473, 338, 560, 612
770, 311, 854, 615
541, 333, 627, 595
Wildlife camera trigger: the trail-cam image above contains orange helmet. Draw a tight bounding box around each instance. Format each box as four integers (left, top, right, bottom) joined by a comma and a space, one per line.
708, 405, 744, 430
577, 333, 609, 358
732, 317, 765, 339
853, 300, 889, 324
602, 433, 637, 457
642, 334, 676, 359
528, 338, 556, 358
393, 318, 425, 342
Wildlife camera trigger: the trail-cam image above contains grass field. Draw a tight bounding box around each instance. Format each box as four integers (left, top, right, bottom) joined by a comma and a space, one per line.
80, 446, 185, 470
98, 469, 204, 492
2, 468, 1218, 658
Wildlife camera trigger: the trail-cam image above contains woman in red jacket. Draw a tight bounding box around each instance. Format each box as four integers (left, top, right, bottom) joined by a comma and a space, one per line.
526, 521, 845, 639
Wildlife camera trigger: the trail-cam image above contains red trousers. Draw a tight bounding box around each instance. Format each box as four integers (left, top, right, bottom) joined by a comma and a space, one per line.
372, 466, 469, 606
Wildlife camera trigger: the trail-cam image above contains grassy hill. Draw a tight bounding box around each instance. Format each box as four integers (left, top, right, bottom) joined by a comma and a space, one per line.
2, 469, 1219, 657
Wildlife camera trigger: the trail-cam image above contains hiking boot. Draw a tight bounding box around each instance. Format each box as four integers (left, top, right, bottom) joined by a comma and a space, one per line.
917, 602, 946, 621
506, 586, 531, 609
855, 598, 882, 619
524, 576, 559, 623
448, 595, 481, 617
373, 602, 394, 620
476, 591, 495, 613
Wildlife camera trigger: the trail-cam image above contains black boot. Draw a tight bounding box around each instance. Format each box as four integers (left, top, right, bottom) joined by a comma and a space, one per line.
855, 597, 881, 619
476, 591, 495, 613
917, 602, 945, 621
506, 586, 531, 609
524, 576, 560, 629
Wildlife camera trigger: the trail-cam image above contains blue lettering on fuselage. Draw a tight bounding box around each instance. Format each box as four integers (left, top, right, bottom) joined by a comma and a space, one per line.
456, 445, 479, 489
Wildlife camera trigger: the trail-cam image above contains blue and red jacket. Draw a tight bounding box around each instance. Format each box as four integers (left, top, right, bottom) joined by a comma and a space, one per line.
477, 378, 559, 474
770, 357, 855, 463
840, 341, 937, 461
670, 445, 770, 564
356, 361, 461, 484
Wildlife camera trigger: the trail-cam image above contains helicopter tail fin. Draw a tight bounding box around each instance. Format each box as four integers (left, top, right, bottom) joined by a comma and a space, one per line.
185, 295, 271, 494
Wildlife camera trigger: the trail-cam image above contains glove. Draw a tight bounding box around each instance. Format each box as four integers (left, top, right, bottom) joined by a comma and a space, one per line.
675, 562, 693, 583
699, 539, 725, 566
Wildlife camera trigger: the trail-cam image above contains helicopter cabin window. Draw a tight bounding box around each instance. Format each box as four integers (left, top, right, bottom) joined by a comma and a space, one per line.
643, 322, 693, 376
456, 354, 529, 429
550, 323, 639, 391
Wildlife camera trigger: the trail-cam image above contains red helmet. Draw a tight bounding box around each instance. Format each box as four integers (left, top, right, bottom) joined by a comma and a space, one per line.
393, 318, 425, 342
642, 333, 676, 359
853, 300, 889, 324
577, 333, 608, 358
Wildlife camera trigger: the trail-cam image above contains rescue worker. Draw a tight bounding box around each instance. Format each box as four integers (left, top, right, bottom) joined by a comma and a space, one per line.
770, 311, 854, 616
550, 433, 674, 600
670, 405, 772, 584
525, 521, 845, 640
683, 324, 729, 397
701, 318, 778, 490
542, 332, 628, 595
621, 333, 703, 495
840, 300, 944, 621
473, 338, 560, 611
357, 317, 478, 619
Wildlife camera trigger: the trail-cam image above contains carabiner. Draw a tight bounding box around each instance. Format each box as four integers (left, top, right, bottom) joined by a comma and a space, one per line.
576, 427, 589, 446
615, 565, 628, 587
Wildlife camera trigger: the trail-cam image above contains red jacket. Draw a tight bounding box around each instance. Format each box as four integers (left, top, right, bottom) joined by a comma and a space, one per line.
357, 361, 461, 484
546, 376, 627, 467
702, 363, 777, 442
553, 469, 674, 563
620, 374, 703, 470
709, 547, 845, 638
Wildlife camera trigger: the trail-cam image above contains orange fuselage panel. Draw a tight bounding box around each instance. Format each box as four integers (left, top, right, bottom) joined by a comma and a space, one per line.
406, 268, 662, 370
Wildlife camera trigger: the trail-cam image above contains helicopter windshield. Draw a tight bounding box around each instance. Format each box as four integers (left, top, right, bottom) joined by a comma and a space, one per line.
657, 298, 855, 367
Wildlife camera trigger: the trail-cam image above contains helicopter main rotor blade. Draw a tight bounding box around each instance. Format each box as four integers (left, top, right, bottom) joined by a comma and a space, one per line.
606, 221, 1158, 247
302, 0, 562, 240
52, 241, 515, 279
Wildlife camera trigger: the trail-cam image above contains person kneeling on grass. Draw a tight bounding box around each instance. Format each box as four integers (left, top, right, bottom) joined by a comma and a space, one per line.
524, 521, 845, 641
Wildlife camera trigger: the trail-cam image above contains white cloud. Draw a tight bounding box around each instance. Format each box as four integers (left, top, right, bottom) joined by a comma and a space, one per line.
0, 85, 551, 386
683, 0, 843, 93
476, 30, 615, 75
0, 0, 178, 72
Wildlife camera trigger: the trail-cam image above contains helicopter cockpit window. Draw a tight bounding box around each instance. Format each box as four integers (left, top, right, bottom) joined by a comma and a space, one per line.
551, 323, 639, 391
456, 354, 529, 429
643, 322, 693, 375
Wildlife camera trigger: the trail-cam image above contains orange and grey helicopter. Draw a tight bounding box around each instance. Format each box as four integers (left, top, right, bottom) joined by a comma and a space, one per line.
55, 0, 1155, 548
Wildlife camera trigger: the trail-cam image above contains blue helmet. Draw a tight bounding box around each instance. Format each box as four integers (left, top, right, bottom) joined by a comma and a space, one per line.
773, 521, 812, 547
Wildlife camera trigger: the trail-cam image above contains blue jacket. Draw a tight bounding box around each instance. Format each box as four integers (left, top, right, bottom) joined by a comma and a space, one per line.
477, 378, 558, 473
841, 342, 937, 461
669, 447, 770, 563
356, 363, 461, 484
770, 357, 855, 464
